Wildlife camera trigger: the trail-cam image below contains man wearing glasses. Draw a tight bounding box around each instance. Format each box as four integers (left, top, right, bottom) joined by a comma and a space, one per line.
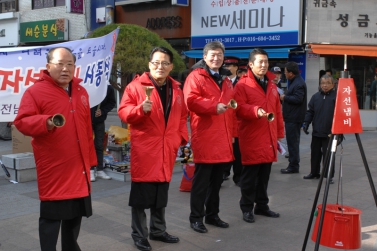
280, 61, 307, 174
14, 47, 97, 251
118, 47, 188, 251
183, 41, 234, 234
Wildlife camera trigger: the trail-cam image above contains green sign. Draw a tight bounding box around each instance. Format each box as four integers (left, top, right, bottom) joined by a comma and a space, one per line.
20, 19, 69, 43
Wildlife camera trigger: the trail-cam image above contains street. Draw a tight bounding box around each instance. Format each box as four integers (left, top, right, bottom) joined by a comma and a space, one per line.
0, 112, 377, 250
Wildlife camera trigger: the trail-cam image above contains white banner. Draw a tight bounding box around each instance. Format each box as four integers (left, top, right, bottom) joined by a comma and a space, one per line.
0, 27, 119, 122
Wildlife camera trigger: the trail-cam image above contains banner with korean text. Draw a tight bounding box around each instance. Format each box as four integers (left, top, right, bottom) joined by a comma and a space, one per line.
332, 78, 363, 134
191, 0, 302, 49
0, 27, 119, 122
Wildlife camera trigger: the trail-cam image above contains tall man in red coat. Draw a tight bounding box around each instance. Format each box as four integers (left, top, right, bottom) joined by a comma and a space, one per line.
234, 48, 285, 223
14, 47, 97, 251
183, 41, 234, 234
118, 47, 188, 251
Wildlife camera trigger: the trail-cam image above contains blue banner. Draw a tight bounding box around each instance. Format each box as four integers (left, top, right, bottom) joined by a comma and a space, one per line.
191, 31, 299, 49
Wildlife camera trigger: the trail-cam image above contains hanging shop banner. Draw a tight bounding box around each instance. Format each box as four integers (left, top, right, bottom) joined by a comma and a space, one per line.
0, 28, 119, 122
191, 0, 302, 49
20, 19, 69, 43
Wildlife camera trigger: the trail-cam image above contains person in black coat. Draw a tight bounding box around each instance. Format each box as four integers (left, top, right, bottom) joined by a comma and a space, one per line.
302, 74, 336, 183
90, 84, 116, 181
280, 62, 307, 174
222, 56, 242, 185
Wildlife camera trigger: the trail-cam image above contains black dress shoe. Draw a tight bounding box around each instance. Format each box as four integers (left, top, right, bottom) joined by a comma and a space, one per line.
254, 209, 280, 218
243, 212, 255, 223
303, 173, 320, 179
150, 232, 179, 243
190, 222, 208, 233
134, 238, 152, 251
280, 168, 299, 174
205, 217, 229, 228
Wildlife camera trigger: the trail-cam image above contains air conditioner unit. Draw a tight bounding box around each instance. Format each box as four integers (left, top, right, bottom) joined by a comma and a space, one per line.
0, 11, 19, 20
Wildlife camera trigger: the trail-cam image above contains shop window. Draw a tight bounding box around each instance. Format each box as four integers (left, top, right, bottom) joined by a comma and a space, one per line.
0, 0, 18, 13
32, 0, 64, 9
324, 55, 377, 110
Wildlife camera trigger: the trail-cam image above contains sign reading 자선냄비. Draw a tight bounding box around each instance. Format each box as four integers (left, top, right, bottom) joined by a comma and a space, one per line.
20, 19, 69, 43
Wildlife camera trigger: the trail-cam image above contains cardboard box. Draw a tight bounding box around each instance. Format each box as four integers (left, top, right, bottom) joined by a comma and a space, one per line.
12, 125, 33, 154
2, 152, 37, 183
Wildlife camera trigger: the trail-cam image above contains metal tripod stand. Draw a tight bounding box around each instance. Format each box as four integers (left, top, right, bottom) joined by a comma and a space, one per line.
301, 134, 377, 250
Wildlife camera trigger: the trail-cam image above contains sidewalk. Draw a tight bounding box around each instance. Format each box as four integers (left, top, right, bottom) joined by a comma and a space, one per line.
1, 116, 377, 250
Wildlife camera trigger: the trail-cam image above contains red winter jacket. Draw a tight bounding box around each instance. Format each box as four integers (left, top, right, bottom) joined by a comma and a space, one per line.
118, 73, 188, 182
234, 69, 284, 165
183, 61, 234, 163
14, 71, 97, 201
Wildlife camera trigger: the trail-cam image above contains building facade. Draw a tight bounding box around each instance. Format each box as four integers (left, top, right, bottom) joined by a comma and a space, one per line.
305, 0, 377, 129
0, 0, 91, 48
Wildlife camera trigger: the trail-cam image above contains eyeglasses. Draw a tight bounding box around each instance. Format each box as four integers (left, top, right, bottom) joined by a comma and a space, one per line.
150, 61, 171, 68
49, 62, 75, 69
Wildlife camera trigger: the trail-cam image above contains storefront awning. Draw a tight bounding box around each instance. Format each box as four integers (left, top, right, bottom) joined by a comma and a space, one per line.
309, 44, 377, 57
183, 47, 298, 59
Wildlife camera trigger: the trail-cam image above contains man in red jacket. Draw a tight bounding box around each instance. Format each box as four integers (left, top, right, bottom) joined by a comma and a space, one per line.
14, 47, 97, 251
118, 47, 188, 251
234, 48, 285, 223
183, 41, 234, 234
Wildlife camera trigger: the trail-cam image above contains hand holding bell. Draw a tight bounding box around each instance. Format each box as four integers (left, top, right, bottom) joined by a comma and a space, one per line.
258, 108, 274, 122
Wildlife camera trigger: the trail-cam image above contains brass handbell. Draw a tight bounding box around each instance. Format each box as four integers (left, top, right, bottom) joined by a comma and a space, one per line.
265, 113, 274, 122
52, 114, 66, 127
227, 99, 237, 109
143, 86, 154, 101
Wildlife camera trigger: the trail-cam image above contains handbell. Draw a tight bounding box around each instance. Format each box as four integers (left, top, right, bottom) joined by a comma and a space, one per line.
266, 113, 274, 122
227, 99, 237, 109
52, 114, 66, 127
143, 86, 154, 101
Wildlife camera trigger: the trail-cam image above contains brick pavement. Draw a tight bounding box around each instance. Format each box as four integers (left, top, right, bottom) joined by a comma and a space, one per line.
1, 114, 377, 250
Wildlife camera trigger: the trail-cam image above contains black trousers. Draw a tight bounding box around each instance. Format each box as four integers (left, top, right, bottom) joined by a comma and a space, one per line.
311, 136, 335, 178
92, 122, 105, 171
285, 122, 301, 171
189, 163, 228, 223
239, 163, 272, 213
39, 216, 82, 251
310, 136, 329, 175
223, 138, 242, 184
131, 207, 166, 241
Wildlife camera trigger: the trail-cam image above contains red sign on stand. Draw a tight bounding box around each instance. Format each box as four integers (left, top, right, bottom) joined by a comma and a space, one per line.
332, 78, 363, 134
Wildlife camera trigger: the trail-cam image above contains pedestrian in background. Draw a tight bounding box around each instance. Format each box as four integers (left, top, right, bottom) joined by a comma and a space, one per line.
14, 47, 97, 251
90, 84, 116, 182
234, 48, 284, 223
183, 41, 234, 234
237, 62, 248, 78
271, 66, 282, 89
222, 56, 242, 186
118, 46, 188, 251
280, 62, 307, 174
302, 74, 336, 183
370, 73, 377, 110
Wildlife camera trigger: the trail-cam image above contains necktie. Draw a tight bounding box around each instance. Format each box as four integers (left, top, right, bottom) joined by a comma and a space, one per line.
213, 73, 220, 79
